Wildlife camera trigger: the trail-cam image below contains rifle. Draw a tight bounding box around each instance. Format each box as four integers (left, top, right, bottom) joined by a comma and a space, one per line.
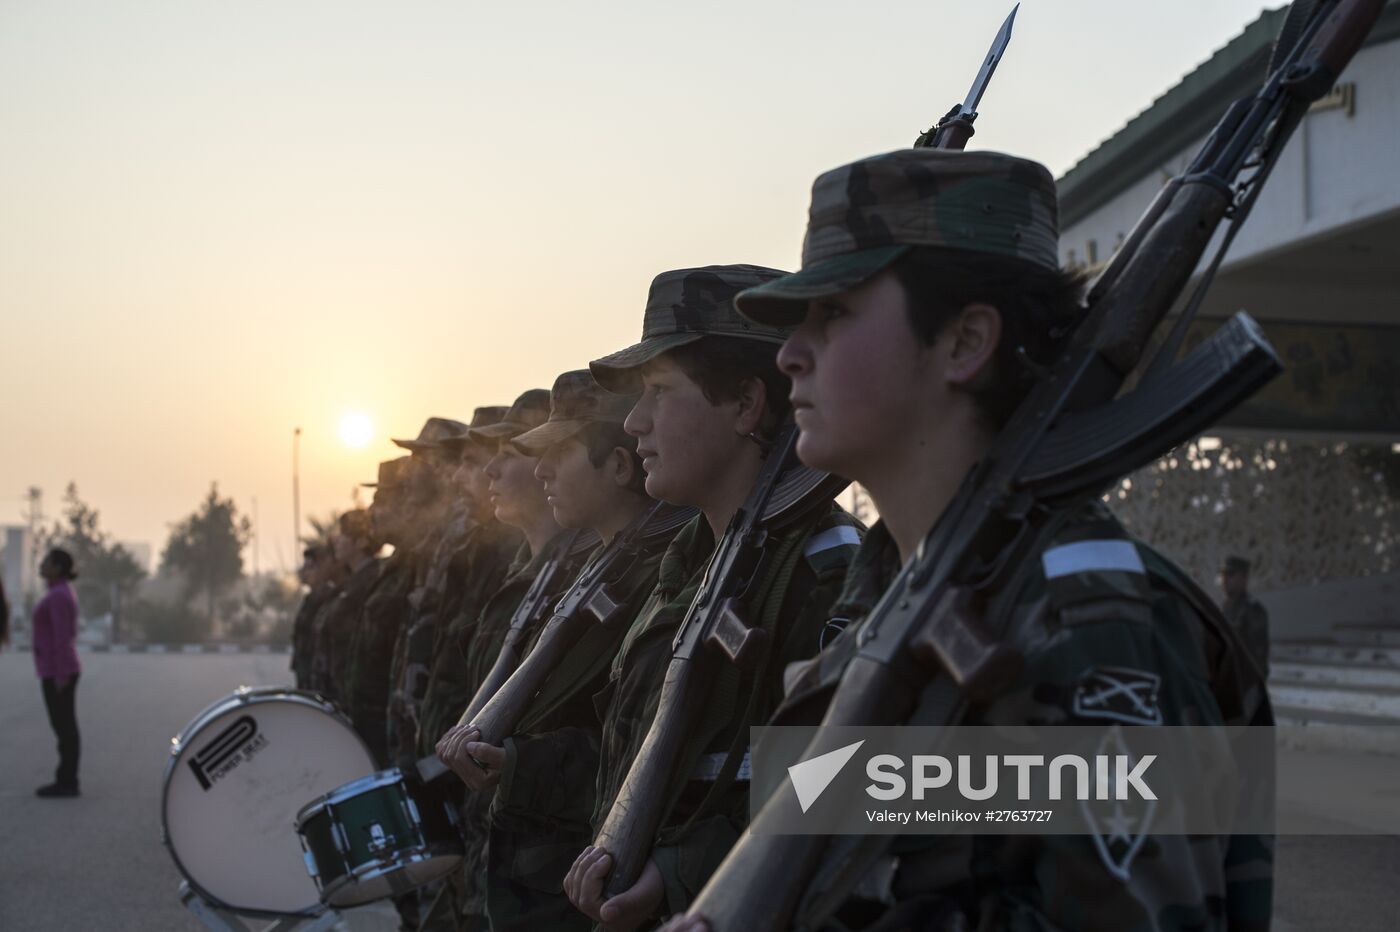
462, 500, 697, 749
418, 526, 598, 782
591, 423, 848, 897
682, 1, 1382, 929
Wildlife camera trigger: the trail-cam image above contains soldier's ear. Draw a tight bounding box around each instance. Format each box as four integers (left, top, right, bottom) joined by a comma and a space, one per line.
607, 446, 637, 490
732, 376, 768, 437
942, 302, 1002, 388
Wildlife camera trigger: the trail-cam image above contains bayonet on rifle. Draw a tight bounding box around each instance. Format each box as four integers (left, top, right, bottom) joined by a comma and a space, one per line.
915, 4, 1018, 149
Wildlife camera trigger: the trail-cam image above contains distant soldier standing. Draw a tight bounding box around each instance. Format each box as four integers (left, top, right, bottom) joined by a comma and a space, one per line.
384, 418, 472, 768
416, 406, 521, 763
347, 454, 442, 768
291, 545, 334, 690
312, 508, 382, 706
1221, 555, 1270, 680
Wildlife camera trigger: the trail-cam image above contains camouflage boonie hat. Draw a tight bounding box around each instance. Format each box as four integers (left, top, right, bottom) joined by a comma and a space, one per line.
392, 417, 470, 454
590, 264, 791, 393
737, 149, 1060, 325
467, 389, 551, 443
439, 406, 510, 450
362, 457, 410, 489
512, 370, 639, 456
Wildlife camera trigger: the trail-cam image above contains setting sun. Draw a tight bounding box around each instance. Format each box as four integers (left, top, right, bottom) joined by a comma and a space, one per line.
338, 413, 374, 448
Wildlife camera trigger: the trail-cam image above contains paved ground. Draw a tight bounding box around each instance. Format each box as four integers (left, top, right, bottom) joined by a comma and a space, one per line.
0, 651, 396, 931
2, 651, 1399, 930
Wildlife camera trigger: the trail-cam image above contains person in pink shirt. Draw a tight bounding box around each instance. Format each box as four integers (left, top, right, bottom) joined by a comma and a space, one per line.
33, 548, 82, 797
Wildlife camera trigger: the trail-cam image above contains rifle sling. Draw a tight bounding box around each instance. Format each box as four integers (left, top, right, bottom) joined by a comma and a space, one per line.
668, 519, 811, 841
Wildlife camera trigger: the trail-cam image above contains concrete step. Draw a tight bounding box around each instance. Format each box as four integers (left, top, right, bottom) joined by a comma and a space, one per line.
1273, 642, 1400, 667
1332, 624, 1400, 648
1272, 661, 1400, 691
1275, 707, 1400, 754
1270, 682, 1400, 721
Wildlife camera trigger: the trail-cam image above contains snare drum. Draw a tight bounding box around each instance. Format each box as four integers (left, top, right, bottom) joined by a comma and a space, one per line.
296, 768, 463, 907
162, 687, 376, 916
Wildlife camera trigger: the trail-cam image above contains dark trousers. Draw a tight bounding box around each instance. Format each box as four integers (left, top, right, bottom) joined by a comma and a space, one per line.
40, 675, 80, 788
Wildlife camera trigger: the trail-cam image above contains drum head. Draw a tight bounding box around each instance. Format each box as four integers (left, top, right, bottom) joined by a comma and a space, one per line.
163, 688, 376, 916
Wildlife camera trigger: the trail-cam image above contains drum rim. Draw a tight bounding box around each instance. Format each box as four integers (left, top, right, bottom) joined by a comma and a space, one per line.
160, 686, 372, 919
293, 767, 409, 826
321, 845, 465, 908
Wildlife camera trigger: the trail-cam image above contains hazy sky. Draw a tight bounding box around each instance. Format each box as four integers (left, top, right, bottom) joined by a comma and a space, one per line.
0, 0, 1276, 571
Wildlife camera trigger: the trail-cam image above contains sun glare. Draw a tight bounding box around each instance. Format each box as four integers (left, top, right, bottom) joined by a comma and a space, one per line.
339, 413, 374, 448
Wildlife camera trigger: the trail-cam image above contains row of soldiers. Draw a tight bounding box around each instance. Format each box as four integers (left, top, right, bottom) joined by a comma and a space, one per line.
290, 147, 1273, 932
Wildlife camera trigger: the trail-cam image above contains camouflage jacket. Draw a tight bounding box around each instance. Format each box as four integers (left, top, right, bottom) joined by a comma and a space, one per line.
591, 504, 863, 918
452, 529, 594, 920
291, 582, 336, 690
778, 506, 1274, 932
485, 525, 680, 931
312, 559, 384, 707
387, 509, 477, 768
345, 546, 422, 767
1223, 595, 1270, 681
415, 517, 522, 760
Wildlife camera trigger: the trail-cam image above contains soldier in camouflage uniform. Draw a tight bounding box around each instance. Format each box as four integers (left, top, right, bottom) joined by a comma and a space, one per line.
668, 148, 1273, 931
312, 508, 383, 706
384, 417, 474, 769
415, 408, 522, 764
291, 545, 336, 690
344, 453, 443, 769
1219, 555, 1270, 681
440, 371, 674, 931
562, 266, 864, 931
423, 389, 594, 932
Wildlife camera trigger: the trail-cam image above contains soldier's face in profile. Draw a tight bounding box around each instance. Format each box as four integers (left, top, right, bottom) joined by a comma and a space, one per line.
626, 355, 751, 507
483, 440, 548, 529
534, 438, 613, 530
779, 269, 944, 481
452, 446, 494, 513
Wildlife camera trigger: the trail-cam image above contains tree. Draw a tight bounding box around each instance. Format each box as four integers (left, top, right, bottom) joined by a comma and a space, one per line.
161, 484, 252, 626
302, 510, 342, 551
39, 483, 147, 626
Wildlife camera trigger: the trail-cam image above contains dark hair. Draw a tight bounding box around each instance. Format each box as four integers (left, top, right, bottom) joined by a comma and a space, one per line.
46, 548, 77, 581
665, 335, 791, 437
576, 421, 648, 496
892, 247, 1086, 428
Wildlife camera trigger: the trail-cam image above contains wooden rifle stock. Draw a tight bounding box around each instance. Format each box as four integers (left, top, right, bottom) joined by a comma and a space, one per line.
589, 425, 843, 898
594, 655, 715, 896
453, 528, 587, 731
466, 503, 693, 747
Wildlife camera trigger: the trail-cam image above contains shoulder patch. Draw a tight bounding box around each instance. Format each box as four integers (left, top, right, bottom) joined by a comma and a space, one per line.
1042, 540, 1145, 579
804, 525, 862, 575
1072, 667, 1163, 725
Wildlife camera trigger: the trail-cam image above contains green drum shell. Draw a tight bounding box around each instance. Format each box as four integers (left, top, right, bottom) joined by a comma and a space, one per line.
296, 769, 462, 907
